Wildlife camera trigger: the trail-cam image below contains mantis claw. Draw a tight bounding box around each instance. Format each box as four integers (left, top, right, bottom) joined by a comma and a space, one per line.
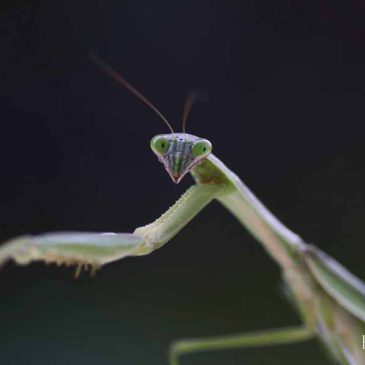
0, 232, 144, 271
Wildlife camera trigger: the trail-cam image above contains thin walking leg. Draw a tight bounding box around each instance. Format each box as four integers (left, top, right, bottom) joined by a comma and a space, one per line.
169, 325, 314, 365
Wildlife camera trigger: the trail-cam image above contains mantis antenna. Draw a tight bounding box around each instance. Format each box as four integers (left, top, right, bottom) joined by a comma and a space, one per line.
182, 91, 200, 133
90, 53, 174, 133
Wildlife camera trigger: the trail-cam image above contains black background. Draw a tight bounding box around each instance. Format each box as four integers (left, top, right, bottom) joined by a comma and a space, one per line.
0, 1, 365, 364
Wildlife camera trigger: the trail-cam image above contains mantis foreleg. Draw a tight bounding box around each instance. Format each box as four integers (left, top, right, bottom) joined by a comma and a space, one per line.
0, 184, 222, 273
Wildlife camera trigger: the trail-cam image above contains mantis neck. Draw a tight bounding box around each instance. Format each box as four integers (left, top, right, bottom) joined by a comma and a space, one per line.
191, 154, 306, 270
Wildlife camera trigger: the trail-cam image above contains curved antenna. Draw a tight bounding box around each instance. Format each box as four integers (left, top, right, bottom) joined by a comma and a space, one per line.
90, 53, 174, 133
182, 91, 201, 133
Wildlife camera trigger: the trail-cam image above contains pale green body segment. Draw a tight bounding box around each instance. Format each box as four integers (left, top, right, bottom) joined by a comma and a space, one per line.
0, 140, 365, 364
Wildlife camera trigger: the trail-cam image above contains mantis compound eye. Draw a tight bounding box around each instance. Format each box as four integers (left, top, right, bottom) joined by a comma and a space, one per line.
150, 135, 170, 155
191, 139, 212, 158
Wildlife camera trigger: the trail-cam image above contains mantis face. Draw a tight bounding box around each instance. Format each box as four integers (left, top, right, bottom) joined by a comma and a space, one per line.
150, 133, 212, 183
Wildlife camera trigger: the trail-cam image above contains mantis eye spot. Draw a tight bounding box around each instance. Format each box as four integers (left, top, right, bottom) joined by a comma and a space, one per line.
191, 139, 212, 158
150, 135, 170, 155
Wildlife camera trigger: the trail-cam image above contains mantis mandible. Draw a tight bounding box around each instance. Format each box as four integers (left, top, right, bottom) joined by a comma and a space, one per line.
0, 55, 364, 365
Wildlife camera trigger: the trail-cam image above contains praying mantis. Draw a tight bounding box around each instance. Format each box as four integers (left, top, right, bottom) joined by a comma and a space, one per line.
0, 55, 365, 365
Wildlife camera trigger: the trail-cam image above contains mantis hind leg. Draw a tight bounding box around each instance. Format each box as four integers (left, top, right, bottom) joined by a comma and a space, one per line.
169, 325, 314, 365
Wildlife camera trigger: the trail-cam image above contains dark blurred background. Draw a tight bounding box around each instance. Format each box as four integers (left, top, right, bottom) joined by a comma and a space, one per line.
0, 1, 365, 364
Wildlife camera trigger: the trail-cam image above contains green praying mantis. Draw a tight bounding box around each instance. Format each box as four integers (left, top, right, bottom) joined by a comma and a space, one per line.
0, 55, 365, 365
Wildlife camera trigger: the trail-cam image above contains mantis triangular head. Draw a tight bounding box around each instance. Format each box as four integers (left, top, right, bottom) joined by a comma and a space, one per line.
151, 133, 212, 183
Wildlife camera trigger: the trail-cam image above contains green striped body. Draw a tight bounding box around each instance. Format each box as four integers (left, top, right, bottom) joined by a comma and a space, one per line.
0, 130, 364, 364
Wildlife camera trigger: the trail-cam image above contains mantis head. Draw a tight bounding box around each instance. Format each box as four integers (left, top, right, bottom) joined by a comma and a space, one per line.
150, 133, 212, 183
90, 54, 212, 183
